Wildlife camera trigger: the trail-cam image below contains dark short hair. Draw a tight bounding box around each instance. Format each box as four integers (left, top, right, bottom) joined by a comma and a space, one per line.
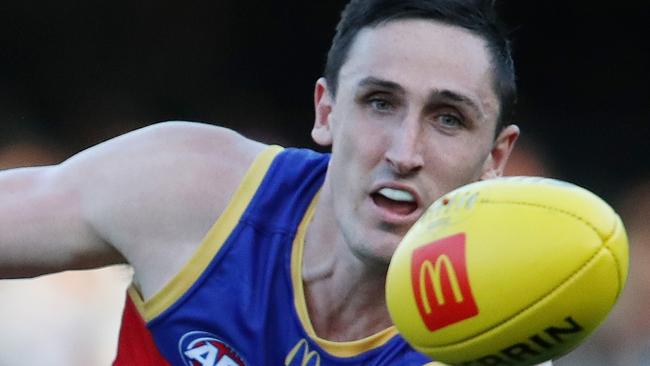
324, 0, 516, 131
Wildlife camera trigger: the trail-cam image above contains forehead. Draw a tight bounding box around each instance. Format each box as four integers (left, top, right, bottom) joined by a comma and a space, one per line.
337, 19, 498, 116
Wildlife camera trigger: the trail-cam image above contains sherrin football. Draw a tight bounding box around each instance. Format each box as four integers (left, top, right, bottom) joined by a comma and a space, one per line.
386, 177, 629, 366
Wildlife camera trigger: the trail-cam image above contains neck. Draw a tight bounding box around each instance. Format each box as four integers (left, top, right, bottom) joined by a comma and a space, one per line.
301, 182, 393, 341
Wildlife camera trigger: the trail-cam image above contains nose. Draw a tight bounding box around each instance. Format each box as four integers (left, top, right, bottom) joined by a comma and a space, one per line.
384, 118, 424, 176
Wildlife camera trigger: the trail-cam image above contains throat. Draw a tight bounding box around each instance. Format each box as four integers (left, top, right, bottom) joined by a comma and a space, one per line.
300, 186, 394, 341
302, 270, 393, 342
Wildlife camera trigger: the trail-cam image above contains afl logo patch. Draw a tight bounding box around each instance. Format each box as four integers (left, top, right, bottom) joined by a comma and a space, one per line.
178, 331, 246, 366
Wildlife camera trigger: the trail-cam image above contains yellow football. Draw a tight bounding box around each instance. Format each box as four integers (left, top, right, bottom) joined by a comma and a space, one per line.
386, 177, 629, 366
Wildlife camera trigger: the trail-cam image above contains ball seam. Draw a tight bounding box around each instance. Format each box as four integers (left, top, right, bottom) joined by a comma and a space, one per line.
601, 245, 622, 299
480, 199, 615, 241
483, 199, 623, 298
481, 200, 623, 299
600, 216, 624, 298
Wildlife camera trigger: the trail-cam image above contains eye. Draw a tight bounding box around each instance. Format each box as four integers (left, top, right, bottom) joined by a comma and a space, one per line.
436, 114, 464, 130
368, 97, 394, 113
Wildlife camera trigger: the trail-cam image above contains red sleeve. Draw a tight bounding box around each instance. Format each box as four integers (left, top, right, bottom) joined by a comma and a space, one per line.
112, 293, 170, 366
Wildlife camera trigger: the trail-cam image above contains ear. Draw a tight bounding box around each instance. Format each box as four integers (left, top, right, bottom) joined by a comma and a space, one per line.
311, 77, 335, 147
480, 124, 520, 179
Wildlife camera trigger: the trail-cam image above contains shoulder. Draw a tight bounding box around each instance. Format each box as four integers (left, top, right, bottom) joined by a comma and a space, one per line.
84, 121, 266, 168
57, 121, 267, 218
61, 121, 267, 203
73, 119, 268, 226
53, 121, 271, 295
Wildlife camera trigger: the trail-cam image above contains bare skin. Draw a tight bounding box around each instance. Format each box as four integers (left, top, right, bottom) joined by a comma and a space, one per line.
0, 122, 265, 299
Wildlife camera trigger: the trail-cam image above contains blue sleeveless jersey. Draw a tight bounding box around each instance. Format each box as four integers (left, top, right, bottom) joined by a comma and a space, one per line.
129, 146, 433, 366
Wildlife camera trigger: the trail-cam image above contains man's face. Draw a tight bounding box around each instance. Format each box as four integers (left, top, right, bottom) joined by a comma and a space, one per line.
312, 19, 518, 266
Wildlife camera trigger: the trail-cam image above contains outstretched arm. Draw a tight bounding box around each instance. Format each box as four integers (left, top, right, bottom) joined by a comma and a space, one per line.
0, 121, 265, 299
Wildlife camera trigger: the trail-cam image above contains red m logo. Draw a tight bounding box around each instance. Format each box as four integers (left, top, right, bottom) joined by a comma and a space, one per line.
411, 233, 479, 331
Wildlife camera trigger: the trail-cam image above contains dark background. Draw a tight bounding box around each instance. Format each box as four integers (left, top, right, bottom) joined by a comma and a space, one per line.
0, 1, 648, 201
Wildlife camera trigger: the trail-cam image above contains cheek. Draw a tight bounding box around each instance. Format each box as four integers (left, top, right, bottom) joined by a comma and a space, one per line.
332, 116, 387, 171
425, 136, 492, 183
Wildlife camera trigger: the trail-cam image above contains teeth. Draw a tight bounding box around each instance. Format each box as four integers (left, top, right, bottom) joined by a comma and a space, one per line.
378, 188, 415, 202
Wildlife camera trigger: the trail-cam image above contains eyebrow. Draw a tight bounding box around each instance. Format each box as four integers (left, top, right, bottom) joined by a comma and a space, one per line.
356, 76, 484, 119
357, 77, 406, 94
433, 89, 484, 120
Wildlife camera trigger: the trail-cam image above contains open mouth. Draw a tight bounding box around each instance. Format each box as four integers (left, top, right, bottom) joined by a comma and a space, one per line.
371, 187, 418, 216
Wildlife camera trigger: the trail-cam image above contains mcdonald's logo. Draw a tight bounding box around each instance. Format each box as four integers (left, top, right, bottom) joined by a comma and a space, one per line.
284, 339, 321, 366
411, 233, 479, 331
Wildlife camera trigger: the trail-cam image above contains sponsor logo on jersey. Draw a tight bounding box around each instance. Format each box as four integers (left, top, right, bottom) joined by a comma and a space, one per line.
178, 331, 246, 366
411, 233, 479, 331
284, 338, 321, 366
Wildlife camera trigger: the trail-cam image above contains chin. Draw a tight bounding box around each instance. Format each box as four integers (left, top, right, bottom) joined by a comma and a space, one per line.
343, 220, 405, 268
351, 238, 402, 270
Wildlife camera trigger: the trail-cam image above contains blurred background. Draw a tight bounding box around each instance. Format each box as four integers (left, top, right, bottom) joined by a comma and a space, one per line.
0, 1, 648, 364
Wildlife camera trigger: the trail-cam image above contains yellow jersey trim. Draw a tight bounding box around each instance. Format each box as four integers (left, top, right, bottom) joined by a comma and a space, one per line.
290, 193, 399, 357
135, 145, 283, 322
127, 285, 146, 315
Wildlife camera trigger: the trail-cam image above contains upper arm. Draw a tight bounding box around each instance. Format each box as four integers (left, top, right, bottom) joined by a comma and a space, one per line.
62, 121, 267, 295
1, 121, 266, 288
